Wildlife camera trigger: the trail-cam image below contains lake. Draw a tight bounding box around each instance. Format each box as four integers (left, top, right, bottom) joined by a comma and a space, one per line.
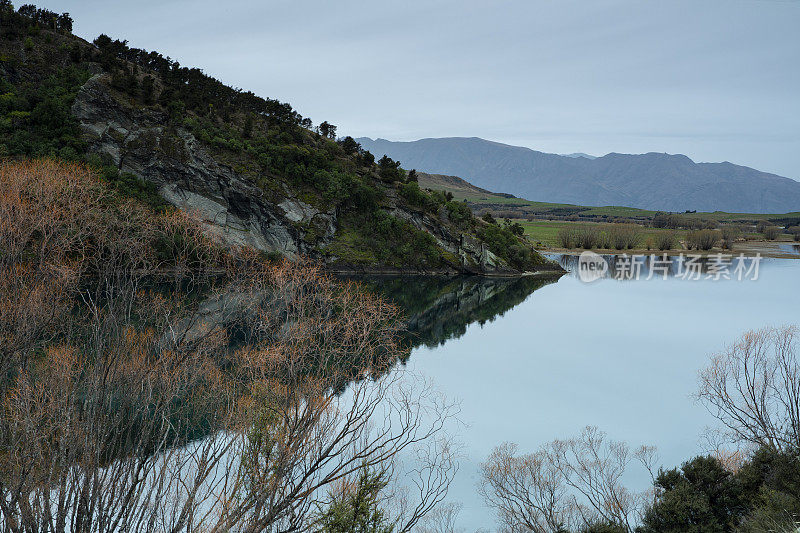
364, 255, 799, 529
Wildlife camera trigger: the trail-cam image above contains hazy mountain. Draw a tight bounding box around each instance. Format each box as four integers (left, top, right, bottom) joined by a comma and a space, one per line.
356, 137, 800, 213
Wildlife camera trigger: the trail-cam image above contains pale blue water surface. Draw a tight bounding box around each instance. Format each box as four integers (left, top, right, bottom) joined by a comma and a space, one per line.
370, 256, 799, 530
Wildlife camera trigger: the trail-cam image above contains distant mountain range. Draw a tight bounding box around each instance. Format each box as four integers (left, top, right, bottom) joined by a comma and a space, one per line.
356, 137, 800, 213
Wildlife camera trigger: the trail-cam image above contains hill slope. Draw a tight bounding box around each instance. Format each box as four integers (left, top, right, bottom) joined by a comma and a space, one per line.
356, 137, 800, 213
0, 5, 554, 275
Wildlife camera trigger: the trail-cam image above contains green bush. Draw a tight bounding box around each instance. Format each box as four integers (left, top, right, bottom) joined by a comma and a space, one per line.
641, 449, 800, 533
446, 200, 474, 228
329, 210, 443, 268
639, 456, 745, 533
476, 223, 543, 270
399, 181, 435, 211
99, 167, 168, 209
0, 67, 90, 159
502, 219, 525, 236
314, 467, 393, 533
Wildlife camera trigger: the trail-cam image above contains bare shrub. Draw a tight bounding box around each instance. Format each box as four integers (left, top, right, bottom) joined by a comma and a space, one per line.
0, 159, 221, 376
556, 226, 577, 248
789, 226, 800, 242
479, 427, 656, 533
575, 225, 602, 249
0, 260, 459, 532
605, 224, 642, 250
655, 232, 676, 251
721, 225, 742, 241
762, 225, 780, 240
417, 502, 464, 533
686, 229, 720, 250
720, 225, 742, 250
697, 325, 800, 451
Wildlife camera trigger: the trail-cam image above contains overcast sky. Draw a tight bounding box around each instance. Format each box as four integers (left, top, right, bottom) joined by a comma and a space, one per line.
46, 0, 800, 178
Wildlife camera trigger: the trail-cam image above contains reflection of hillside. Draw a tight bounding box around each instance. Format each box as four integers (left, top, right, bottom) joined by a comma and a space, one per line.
354, 276, 557, 350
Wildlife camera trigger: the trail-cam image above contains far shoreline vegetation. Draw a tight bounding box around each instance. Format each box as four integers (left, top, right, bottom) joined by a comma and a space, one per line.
416, 173, 800, 258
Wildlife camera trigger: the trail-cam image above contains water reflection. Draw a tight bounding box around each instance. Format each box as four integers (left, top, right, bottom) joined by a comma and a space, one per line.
398, 258, 800, 529
351, 275, 559, 349
778, 243, 800, 256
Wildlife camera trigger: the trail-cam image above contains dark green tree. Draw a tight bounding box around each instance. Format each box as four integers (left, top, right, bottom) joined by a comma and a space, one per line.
56, 12, 72, 32
319, 120, 337, 139
503, 219, 525, 236
361, 150, 375, 166
638, 456, 747, 533
377, 155, 403, 182
314, 467, 394, 533
338, 135, 361, 155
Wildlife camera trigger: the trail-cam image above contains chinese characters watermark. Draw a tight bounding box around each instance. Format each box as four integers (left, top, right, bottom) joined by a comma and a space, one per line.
577, 251, 761, 283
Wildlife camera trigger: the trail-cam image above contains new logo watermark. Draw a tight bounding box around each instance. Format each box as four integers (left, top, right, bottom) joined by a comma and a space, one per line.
577, 251, 608, 282
574, 252, 761, 283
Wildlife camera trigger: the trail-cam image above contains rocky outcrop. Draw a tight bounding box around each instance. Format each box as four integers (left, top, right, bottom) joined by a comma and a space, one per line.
72, 75, 335, 258
71, 74, 550, 275
388, 201, 510, 274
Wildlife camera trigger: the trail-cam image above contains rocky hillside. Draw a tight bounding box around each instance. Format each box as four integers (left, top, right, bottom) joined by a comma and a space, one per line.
0, 5, 556, 276
358, 137, 800, 214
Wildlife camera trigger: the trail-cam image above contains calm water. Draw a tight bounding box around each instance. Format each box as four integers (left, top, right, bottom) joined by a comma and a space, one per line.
366, 256, 800, 529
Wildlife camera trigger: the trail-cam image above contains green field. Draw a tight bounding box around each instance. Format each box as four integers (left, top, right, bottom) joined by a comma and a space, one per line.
516, 219, 689, 248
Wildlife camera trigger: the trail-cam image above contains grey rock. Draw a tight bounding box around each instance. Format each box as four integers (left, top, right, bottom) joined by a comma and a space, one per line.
72, 75, 310, 256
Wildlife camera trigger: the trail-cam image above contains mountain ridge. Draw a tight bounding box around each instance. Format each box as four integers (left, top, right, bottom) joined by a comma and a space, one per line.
356, 137, 800, 213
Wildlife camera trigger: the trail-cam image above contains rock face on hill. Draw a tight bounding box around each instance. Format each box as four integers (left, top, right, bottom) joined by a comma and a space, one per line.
358, 137, 800, 213
71, 76, 549, 275
73, 75, 317, 257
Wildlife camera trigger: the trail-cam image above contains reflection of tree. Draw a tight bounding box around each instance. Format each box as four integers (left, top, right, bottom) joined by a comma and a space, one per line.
355, 275, 557, 350
0, 160, 457, 532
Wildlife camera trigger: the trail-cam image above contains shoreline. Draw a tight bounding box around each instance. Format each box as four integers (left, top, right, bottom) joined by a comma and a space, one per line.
535, 240, 800, 260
